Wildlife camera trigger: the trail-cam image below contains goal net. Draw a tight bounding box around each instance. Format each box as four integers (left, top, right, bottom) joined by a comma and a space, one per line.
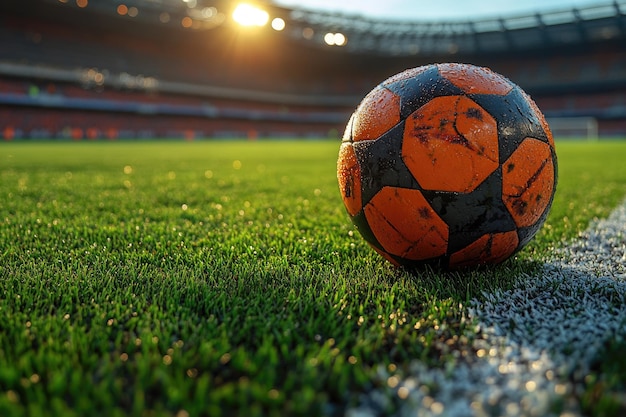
546, 117, 598, 140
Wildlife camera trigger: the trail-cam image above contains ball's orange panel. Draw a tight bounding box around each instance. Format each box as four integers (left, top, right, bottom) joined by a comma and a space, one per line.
438, 63, 513, 96
364, 187, 448, 260
455, 96, 499, 155
502, 138, 555, 228
352, 86, 401, 141
449, 231, 519, 268
402, 95, 499, 192
337, 143, 363, 217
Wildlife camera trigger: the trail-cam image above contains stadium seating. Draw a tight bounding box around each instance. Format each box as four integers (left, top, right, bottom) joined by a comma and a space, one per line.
1, 0, 625, 139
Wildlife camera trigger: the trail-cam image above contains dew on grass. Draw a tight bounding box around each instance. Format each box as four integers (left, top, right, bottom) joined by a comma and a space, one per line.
387, 376, 399, 388
6, 390, 18, 403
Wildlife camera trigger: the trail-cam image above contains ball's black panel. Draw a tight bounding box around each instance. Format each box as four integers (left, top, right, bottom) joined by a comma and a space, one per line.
549, 149, 559, 205
352, 121, 421, 206
350, 210, 385, 252
470, 87, 552, 164
383, 65, 465, 120
399, 254, 449, 270
423, 168, 517, 253
551, 150, 559, 186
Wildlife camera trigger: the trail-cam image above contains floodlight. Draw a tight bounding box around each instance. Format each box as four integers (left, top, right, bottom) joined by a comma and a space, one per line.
324, 32, 347, 46
333, 32, 346, 46
271, 17, 285, 31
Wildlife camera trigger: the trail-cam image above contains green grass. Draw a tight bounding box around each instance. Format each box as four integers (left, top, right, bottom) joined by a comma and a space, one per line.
1, 139, 625, 417
526, 140, 626, 257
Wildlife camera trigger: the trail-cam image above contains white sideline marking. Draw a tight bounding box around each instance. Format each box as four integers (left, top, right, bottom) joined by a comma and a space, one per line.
348, 200, 626, 417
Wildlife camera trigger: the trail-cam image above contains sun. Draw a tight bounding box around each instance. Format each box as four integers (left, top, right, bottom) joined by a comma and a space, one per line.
232, 3, 269, 27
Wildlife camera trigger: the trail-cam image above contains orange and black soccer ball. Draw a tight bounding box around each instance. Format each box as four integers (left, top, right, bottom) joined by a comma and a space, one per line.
337, 63, 557, 269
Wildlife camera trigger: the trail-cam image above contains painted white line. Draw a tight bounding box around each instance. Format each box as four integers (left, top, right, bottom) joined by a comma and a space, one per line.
348, 199, 626, 417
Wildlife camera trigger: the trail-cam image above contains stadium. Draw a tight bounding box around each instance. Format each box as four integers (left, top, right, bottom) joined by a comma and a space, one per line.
1, 1, 626, 417
1, 0, 626, 139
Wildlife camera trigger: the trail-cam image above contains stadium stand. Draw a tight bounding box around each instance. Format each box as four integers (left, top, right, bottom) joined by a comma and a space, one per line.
0, 0, 625, 139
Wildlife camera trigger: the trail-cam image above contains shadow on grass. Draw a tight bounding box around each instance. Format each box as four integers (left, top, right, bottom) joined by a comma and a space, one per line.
402, 257, 545, 302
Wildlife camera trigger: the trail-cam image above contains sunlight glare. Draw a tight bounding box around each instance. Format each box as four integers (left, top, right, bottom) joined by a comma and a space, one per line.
233, 3, 269, 27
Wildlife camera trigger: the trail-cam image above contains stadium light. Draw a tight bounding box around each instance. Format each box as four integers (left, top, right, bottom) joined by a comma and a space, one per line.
271, 17, 285, 31
302, 27, 314, 40
334, 32, 346, 46
232, 3, 269, 27
159, 12, 170, 23
324, 32, 347, 46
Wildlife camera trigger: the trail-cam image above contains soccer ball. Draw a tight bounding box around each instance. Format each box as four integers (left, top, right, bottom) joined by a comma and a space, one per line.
337, 63, 557, 269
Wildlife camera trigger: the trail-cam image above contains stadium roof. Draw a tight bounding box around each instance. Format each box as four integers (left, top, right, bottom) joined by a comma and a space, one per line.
20, 0, 626, 56
285, 1, 626, 55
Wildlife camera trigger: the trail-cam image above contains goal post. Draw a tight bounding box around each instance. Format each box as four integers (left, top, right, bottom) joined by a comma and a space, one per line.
546, 117, 599, 141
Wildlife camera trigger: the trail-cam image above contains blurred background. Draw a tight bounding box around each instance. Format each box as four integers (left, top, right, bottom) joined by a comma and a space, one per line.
0, 0, 625, 141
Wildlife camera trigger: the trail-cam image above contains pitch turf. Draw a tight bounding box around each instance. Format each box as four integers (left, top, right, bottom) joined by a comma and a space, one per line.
0, 139, 625, 416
